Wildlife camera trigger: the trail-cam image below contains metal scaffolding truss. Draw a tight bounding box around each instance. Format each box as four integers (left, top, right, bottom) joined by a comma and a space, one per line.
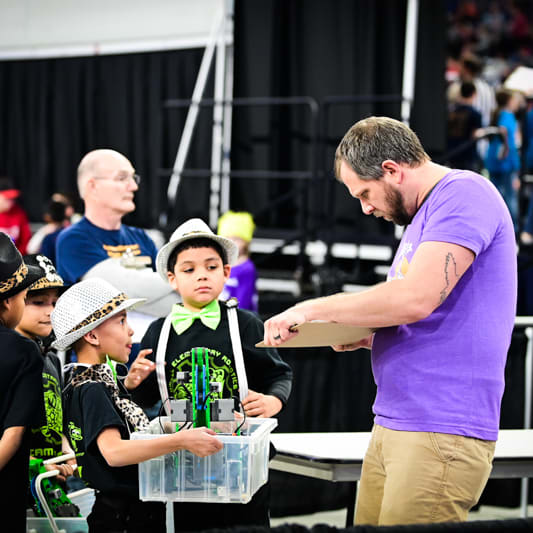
164, 0, 235, 229
163, 0, 420, 232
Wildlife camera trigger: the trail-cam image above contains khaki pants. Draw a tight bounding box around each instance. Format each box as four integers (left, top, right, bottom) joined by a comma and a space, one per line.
355, 424, 495, 526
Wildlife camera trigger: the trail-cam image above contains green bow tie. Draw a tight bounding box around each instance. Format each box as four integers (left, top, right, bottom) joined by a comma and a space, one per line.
170, 300, 221, 335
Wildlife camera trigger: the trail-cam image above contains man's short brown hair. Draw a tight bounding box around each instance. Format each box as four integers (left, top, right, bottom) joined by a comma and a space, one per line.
334, 116, 429, 181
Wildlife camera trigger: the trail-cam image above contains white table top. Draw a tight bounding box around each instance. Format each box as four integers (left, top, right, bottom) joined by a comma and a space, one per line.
271, 429, 533, 463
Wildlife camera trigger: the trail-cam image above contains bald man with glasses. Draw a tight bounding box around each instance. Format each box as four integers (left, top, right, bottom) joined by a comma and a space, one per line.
56, 149, 179, 347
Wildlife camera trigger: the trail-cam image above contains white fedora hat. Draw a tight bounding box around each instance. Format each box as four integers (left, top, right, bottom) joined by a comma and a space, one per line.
51, 278, 146, 351
155, 218, 238, 282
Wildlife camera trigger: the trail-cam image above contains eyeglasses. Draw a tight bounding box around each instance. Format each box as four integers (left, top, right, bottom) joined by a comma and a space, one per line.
92, 173, 141, 185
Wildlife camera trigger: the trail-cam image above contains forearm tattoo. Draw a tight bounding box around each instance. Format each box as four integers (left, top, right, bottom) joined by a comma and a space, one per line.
439, 252, 459, 304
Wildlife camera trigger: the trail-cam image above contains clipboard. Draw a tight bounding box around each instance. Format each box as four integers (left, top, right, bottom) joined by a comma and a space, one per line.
255, 321, 375, 348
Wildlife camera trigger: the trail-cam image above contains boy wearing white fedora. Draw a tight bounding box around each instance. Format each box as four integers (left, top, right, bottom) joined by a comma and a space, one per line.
52, 277, 222, 533
126, 217, 293, 532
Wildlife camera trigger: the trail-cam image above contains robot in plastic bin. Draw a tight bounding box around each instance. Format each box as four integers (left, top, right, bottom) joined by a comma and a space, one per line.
163, 347, 244, 491
168, 347, 240, 431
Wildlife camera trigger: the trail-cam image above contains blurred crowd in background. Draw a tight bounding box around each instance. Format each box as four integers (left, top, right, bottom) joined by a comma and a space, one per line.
445, 0, 533, 245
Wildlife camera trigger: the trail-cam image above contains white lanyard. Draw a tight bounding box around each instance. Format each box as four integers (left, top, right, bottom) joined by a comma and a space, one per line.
155, 300, 249, 416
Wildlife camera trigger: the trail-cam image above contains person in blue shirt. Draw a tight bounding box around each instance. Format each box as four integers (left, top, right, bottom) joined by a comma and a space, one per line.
485, 89, 522, 232
55, 149, 179, 356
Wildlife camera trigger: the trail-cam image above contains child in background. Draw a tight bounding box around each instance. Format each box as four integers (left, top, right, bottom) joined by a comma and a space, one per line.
51, 278, 222, 533
128, 217, 292, 532
15, 254, 79, 506
217, 210, 258, 312
0, 177, 32, 254
0, 233, 44, 532
446, 81, 483, 171
27, 194, 75, 264
485, 89, 522, 232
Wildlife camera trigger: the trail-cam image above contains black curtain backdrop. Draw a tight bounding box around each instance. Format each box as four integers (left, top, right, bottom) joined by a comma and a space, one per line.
231, 0, 447, 242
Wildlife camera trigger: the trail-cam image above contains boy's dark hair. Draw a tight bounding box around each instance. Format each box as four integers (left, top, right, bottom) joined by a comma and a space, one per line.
491, 89, 514, 126
460, 81, 476, 99
26, 287, 61, 298
167, 237, 228, 273
495, 89, 513, 109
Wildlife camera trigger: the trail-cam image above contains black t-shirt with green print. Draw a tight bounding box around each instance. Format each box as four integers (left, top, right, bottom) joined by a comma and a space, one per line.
62, 366, 139, 497
29, 351, 64, 459
133, 305, 293, 411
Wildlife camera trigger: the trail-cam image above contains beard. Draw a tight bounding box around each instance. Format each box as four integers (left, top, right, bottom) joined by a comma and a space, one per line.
383, 182, 412, 226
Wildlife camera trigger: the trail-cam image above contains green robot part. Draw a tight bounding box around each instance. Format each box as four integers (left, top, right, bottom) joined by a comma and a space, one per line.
192, 347, 211, 428
29, 458, 80, 518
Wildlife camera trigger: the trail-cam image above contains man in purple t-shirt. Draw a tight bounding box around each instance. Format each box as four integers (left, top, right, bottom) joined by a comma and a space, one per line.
262, 117, 517, 525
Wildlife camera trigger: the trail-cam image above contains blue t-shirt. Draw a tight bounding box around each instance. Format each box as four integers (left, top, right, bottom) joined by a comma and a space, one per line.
40, 227, 62, 266
526, 107, 533, 171
55, 216, 158, 284
372, 170, 517, 441
485, 109, 520, 174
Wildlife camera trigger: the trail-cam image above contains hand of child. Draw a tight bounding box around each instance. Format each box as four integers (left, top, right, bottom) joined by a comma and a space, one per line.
242, 389, 282, 418
178, 427, 223, 457
66, 457, 80, 477
46, 461, 77, 482
124, 349, 156, 390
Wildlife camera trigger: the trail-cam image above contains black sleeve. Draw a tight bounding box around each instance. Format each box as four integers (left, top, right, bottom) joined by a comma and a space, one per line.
239, 310, 293, 406
4, 337, 44, 430
79, 383, 126, 451
47, 351, 64, 389
130, 318, 163, 408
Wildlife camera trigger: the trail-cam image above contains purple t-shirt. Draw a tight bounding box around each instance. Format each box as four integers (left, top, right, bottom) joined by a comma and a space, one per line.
372, 170, 517, 440
221, 258, 258, 312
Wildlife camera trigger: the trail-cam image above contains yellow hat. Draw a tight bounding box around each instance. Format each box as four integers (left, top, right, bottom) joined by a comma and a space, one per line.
217, 211, 255, 243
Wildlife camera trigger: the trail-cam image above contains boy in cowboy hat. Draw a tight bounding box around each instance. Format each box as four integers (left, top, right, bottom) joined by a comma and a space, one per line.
0, 232, 45, 531
15, 254, 79, 505
51, 277, 222, 533
126, 217, 293, 532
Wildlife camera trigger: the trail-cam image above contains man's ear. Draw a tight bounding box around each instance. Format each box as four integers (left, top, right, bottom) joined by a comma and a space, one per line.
85, 177, 96, 194
381, 160, 403, 184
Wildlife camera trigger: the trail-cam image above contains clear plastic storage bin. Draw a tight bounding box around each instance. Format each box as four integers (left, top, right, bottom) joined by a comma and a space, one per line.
131, 417, 277, 504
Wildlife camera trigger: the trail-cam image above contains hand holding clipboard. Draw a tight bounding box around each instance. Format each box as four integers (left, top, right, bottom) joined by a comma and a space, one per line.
256, 321, 375, 348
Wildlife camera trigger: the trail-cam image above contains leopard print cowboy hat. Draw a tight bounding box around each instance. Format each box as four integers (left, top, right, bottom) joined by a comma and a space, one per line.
155, 218, 238, 282
0, 232, 42, 301
51, 278, 146, 351
23, 254, 66, 292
